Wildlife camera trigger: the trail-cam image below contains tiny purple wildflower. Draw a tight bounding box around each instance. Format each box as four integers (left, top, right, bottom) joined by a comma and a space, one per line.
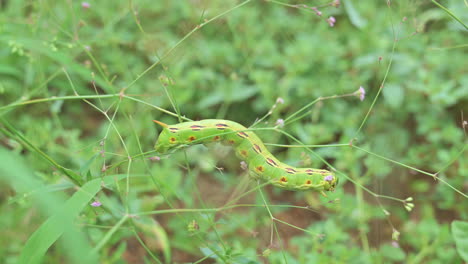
82, 2, 90, 9
324, 175, 334, 182
91, 201, 101, 207
149, 156, 161, 161
275, 119, 285, 128
310, 7, 322, 16
354, 86, 366, 101
327, 16, 336, 27
391, 241, 399, 248
358, 86, 365, 101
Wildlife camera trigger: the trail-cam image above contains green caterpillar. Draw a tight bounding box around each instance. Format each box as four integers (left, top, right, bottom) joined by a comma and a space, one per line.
154, 119, 337, 194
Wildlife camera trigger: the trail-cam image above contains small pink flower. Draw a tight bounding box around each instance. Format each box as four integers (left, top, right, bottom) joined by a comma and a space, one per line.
327, 16, 336, 27
149, 156, 161, 161
355, 86, 366, 101
91, 201, 101, 207
82, 2, 91, 9
276, 97, 284, 104
275, 119, 285, 128
332, 0, 340, 7
311, 7, 322, 16
391, 241, 399, 248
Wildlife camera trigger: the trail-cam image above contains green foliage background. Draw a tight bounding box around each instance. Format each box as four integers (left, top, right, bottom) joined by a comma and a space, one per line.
0, 0, 467, 263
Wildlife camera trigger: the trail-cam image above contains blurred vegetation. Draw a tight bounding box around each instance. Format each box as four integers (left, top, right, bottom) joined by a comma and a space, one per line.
0, 0, 467, 263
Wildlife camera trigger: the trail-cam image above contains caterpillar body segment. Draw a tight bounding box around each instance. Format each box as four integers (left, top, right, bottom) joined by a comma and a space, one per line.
154, 119, 337, 192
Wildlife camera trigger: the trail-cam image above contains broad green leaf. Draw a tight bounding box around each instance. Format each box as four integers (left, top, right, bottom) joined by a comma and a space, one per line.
0, 148, 127, 264
17, 178, 103, 263
452, 221, 468, 261
18, 172, 128, 264
0, 149, 93, 263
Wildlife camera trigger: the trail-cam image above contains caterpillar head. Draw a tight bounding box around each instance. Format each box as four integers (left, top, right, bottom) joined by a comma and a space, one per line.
323, 173, 338, 191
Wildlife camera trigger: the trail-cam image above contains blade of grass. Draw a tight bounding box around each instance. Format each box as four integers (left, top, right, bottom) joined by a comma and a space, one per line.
0, 149, 110, 263
431, 0, 468, 30
0, 118, 82, 185
16, 170, 128, 264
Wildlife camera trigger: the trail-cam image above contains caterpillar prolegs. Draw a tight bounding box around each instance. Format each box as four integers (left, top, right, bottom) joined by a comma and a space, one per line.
153, 119, 337, 194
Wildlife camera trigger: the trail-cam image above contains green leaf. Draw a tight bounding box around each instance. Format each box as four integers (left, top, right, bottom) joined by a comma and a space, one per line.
17, 178, 104, 263
383, 84, 404, 108
344, 1, 368, 29
0, 148, 131, 264
18, 172, 128, 264
452, 221, 468, 261
0, 149, 96, 263
379, 244, 406, 261
79, 152, 100, 177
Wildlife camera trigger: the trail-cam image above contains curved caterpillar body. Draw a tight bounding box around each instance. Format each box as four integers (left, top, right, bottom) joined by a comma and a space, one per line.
154, 119, 337, 193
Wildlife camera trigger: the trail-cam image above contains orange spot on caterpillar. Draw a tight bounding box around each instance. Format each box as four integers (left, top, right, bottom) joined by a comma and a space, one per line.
228, 139, 236, 145
306, 180, 312, 184
237, 132, 249, 138
253, 144, 262, 154
169, 137, 177, 143
280, 177, 287, 183
255, 166, 265, 173
213, 136, 221, 141
240, 150, 248, 157
188, 136, 196, 142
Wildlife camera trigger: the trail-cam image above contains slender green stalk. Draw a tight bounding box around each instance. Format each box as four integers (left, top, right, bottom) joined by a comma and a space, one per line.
130, 226, 163, 264
258, 187, 288, 264
0, 94, 120, 112
431, 0, 468, 30
353, 41, 395, 138
92, 215, 129, 253
352, 145, 467, 198
0, 119, 82, 186
355, 178, 371, 256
